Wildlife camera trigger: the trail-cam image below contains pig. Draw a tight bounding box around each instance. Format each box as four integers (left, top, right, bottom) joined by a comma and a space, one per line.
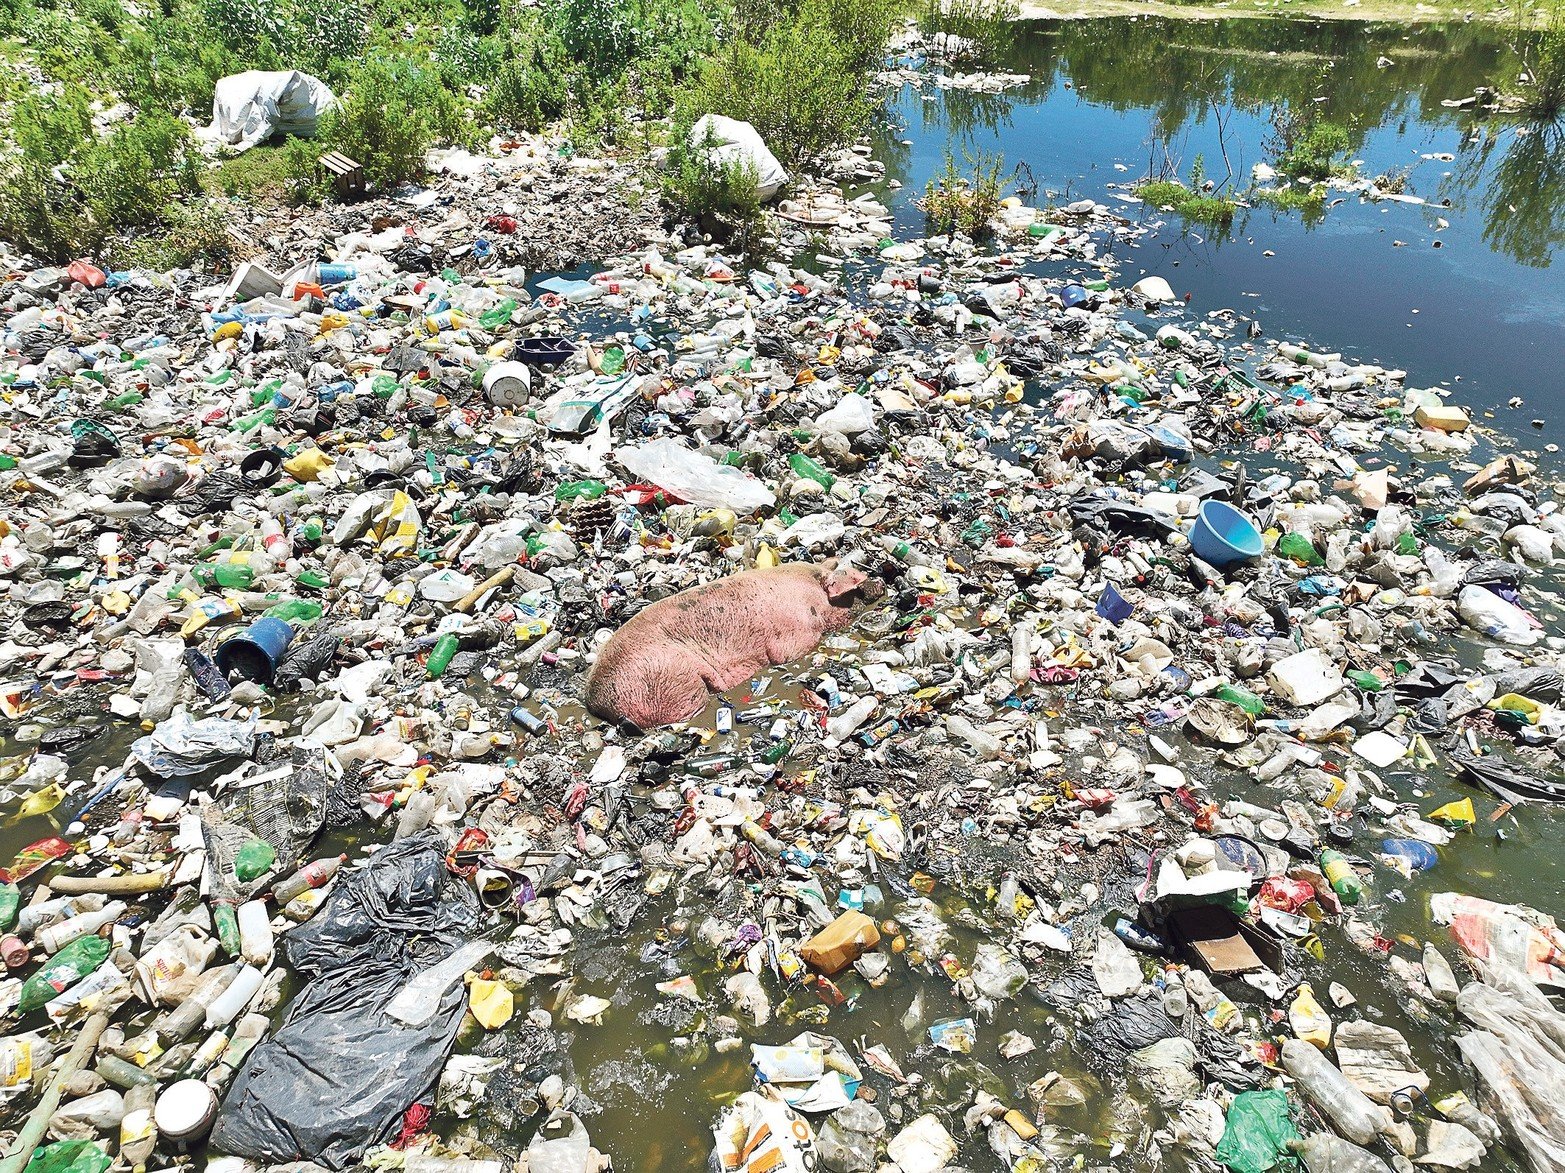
584, 559, 880, 729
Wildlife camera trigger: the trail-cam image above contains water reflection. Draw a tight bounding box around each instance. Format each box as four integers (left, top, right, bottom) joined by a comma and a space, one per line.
1445, 118, 1565, 268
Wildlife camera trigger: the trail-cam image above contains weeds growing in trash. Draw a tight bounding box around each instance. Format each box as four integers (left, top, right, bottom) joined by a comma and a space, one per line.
920, 149, 1007, 237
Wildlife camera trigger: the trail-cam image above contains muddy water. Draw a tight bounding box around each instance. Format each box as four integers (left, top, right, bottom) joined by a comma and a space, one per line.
6, 17, 1565, 1173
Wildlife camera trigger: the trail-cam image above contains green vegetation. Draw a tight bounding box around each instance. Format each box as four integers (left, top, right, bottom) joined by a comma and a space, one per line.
0, 0, 898, 260
676, 0, 899, 170
921, 150, 1006, 237
1511, 0, 1565, 117
1137, 156, 1237, 226
1271, 111, 1356, 179
0, 91, 200, 262
663, 127, 765, 243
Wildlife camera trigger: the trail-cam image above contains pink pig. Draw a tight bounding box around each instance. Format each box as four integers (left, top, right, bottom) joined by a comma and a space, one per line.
584, 559, 879, 729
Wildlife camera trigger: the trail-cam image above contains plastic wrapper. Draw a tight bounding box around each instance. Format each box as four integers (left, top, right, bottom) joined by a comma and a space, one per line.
614, 439, 775, 513
1213, 1089, 1298, 1173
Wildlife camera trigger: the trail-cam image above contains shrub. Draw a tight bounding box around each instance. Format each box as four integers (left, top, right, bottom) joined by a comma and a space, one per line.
1251, 183, 1326, 223
664, 125, 764, 239
921, 149, 1005, 237
486, 25, 572, 131
116, 200, 242, 270
0, 90, 196, 260
1136, 177, 1237, 227
1270, 110, 1354, 180
321, 60, 470, 190
676, 0, 895, 169
547, 0, 644, 74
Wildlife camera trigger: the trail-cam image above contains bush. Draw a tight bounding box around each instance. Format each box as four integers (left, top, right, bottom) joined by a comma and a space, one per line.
1270, 112, 1353, 180
486, 24, 572, 131
664, 125, 764, 238
116, 200, 242, 270
547, 0, 644, 74
0, 89, 197, 260
1136, 178, 1236, 227
199, 0, 365, 74
676, 0, 896, 169
921, 149, 1005, 237
321, 60, 470, 190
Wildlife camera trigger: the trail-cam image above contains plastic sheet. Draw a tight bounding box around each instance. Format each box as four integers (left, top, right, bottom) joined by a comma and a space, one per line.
212, 832, 479, 1168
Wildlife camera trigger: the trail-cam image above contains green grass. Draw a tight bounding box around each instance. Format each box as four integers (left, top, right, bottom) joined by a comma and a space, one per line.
1137, 178, 1238, 226
1273, 118, 1355, 179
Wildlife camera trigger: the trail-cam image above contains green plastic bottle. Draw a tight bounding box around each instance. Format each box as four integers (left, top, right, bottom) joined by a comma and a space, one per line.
788, 453, 834, 490
0, 882, 18, 931
1277, 532, 1325, 566
479, 299, 517, 330
192, 562, 255, 591
1216, 683, 1266, 717
213, 900, 240, 956
18, 934, 110, 1014
426, 633, 461, 678
233, 839, 276, 883
1319, 849, 1362, 906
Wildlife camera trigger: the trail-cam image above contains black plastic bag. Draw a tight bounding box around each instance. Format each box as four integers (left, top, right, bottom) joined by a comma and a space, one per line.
212, 832, 480, 1169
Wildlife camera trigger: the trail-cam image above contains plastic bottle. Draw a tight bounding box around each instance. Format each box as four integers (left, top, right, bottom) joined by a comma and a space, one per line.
1319, 849, 1362, 905
236, 900, 273, 966
1286, 1132, 1395, 1172
740, 819, 784, 857
1280, 1039, 1388, 1146
827, 696, 878, 740
426, 633, 461, 678
205, 965, 264, 1029
97, 1055, 158, 1089
158, 965, 239, 1043
212, 900, 240, 957
385, 939, 494, 1027
995, 872, 1019, 920
36, 900, 126, 954
1288, 982, 1333, 1048
18, 933, 110, 1013
396, 789, 438, 839
120, 1081, 158, 1171
788, 452, 835, 489
271, 854, 347, 906
1216, 683, 1266, 716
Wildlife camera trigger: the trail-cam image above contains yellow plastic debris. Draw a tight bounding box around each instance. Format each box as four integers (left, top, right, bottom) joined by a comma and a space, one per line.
468, 978, 513, 1029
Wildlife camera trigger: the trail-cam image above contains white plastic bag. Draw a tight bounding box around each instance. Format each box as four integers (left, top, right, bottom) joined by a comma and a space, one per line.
688, 115, 788, 201
1458, 585, 1540, 646
614, 439, 775, 513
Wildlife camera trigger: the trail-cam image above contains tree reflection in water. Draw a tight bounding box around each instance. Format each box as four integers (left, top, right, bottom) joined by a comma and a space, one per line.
1445, 117, 1565, 268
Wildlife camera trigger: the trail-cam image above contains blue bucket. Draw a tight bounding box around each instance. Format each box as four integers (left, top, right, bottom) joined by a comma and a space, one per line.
1188, 500, 1264, 568
215, 617, 296, 685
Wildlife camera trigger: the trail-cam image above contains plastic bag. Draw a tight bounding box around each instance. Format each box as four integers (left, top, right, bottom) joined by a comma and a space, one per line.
1430, 892, 1565, 987
614, 439, 775, 513
213, 831, 479, 1169
711, 1088, 817, 1173
1214, 1089, 1299, 1173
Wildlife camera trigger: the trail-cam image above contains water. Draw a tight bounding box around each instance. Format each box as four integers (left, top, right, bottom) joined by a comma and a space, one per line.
875, 18, 1565, 442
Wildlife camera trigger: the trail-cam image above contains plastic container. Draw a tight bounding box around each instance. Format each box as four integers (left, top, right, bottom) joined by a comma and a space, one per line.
155, 1079, 218, 1151
214, 617, 296, 685
1380, 838, 1439, 871
1188, 501, 1264, 568
1281, 1039, 1388, 1146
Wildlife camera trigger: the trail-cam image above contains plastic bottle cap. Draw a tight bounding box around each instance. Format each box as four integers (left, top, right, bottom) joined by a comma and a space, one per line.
155, 1079, 217, 1140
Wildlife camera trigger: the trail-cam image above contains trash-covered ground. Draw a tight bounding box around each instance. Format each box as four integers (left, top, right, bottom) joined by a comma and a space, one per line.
3, 62, 1565, 1173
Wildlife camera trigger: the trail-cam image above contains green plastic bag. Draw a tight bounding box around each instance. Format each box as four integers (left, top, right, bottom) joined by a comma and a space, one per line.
23, 1140, 112, 1173
1215, 1089, 1300, 1173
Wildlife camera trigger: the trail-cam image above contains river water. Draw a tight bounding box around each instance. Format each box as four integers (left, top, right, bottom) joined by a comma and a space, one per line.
6, 16, 1565, 1173
876, 17, 1565, 444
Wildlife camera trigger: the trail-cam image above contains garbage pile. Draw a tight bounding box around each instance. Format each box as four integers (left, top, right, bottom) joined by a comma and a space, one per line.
0, 160, 1562, 1173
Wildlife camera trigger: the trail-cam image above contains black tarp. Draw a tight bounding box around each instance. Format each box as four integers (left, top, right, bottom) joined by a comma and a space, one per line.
212, 831, 480, 1169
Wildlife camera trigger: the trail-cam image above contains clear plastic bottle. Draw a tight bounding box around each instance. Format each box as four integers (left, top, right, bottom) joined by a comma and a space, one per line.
1286, 1133, 1395, 1173
385, 939, 494, 1027
1281, 1039, 1388, 1146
